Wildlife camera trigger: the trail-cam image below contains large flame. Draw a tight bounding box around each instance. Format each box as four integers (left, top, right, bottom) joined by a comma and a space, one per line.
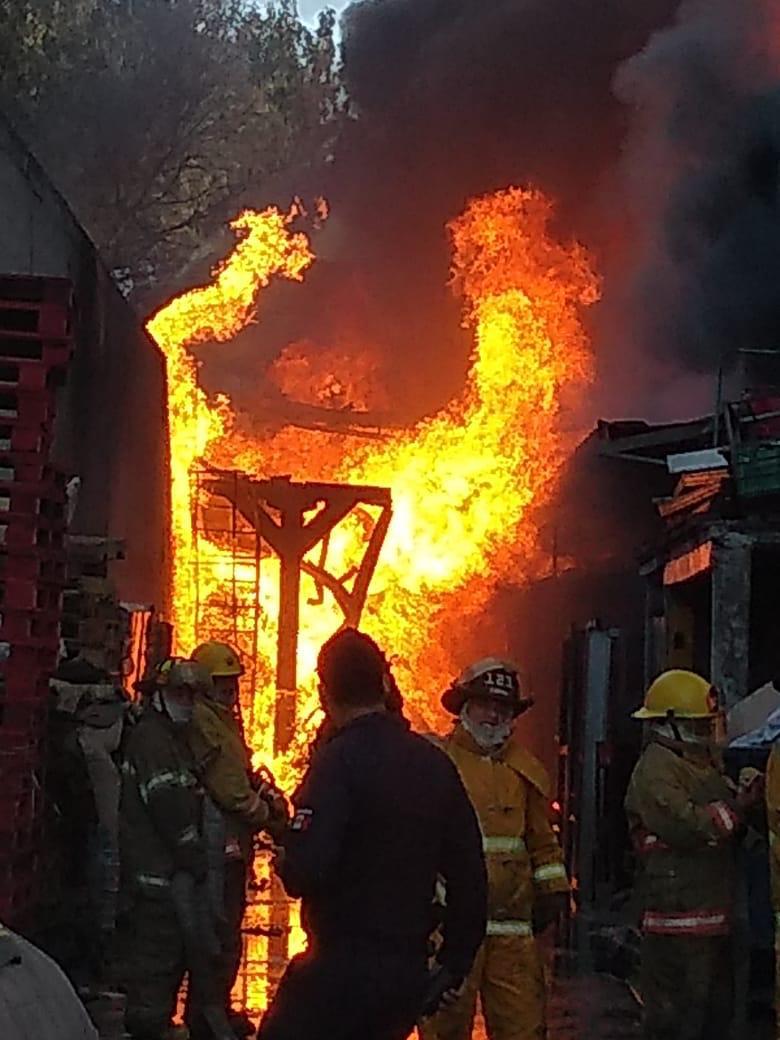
146, 208, 314, 656
147, 187, 597, 785
147, 186, 597, 1013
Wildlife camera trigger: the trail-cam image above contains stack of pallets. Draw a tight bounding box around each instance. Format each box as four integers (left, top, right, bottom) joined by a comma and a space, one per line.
0, 276, 72, 924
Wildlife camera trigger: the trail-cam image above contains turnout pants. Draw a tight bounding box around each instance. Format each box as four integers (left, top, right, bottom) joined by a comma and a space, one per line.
121, 896, 185, 1039
259, 944, 427, 1040
640, 934, 733, 1040
419, 935, 546, 1040
218, 858, 247, 1010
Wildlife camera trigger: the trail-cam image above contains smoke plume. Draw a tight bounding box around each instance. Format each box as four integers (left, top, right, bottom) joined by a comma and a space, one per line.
222, 0, 684, 421
609, 0, 780, 374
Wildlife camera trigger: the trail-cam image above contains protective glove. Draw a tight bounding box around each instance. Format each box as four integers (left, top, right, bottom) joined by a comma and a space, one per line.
419, 965, 465, 1018
532, 890, 568, 935
737, 768, 765, 812
258, 784, 290, 840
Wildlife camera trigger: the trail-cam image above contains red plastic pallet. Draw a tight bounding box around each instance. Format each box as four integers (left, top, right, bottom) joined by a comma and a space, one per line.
0, 607, 60, 645
0, 728, 45, 759
0, 453, 60, 485
0, 643, 58, 674
0, 550, 66, 585
0, 300, 70, 339
0, 669, 52, 698
0, 357, 70, 394
0, 518, 65, 552
0, 275, 72, 309
0, 485, 66, 519
0, 389, 57, 427
0, 423, 51, 455
0, 578, 63, 611
0, 700, 49, 732
0, 335, 71, 365
0, 757, 39, 796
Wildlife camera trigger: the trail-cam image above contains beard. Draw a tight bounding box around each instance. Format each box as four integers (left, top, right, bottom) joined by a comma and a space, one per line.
461, 703, 513, 752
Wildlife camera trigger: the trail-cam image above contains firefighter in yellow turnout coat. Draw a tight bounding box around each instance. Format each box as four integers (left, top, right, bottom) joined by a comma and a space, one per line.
187, 641, 286, 1039
421, 659, 569, 1040
625, 670, 751, 1040
766, 743, 780, 1037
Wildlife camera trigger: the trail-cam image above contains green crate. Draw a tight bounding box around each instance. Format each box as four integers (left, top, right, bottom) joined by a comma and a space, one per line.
734, 440, 780, 498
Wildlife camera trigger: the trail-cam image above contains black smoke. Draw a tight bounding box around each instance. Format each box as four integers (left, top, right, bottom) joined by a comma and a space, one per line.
223, 1, 685, 421
328, 0, 684, 412
609, 0, 780, 374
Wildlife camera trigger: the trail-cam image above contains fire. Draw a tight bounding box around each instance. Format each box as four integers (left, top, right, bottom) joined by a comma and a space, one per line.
270, 340, 389, 413
147, 185, 597, 1012
147, 187, 597, 780
146, 208, 314, 655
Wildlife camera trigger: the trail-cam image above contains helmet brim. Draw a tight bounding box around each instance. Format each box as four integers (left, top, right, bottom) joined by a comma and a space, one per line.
632, 707, 717, 720
441, 685, 532, 718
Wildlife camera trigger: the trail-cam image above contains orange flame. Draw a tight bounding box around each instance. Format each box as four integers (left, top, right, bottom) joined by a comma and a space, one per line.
147, 187, 597, 786
147, 186, 597, 1014
146, 208, 314, 656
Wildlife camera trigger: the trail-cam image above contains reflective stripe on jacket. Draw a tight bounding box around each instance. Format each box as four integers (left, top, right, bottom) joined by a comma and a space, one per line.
445, 726, 568, 923
624, 740, 739, 932
119, 710, 205, 896
642, 909, 730, 937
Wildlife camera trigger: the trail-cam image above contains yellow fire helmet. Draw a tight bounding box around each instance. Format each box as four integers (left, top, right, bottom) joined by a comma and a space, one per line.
191, 641, 244, 679
632, 669, 719, 720
155, 656, 185, 684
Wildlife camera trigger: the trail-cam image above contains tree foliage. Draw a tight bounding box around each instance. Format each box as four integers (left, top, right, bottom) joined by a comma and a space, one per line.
0, 1, 342, 302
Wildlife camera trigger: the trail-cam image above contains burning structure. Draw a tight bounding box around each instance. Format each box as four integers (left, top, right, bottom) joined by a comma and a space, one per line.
143, 186, 598, 1007
146, 187, 598, 773
2, 0, 780, 1029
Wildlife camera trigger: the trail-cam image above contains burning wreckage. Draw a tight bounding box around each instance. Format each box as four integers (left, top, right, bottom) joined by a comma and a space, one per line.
4, 1, 780, 1034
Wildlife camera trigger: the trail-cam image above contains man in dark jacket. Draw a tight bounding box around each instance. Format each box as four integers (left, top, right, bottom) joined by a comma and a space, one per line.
119, 659, 211, 1040
258, 628, 488, 1040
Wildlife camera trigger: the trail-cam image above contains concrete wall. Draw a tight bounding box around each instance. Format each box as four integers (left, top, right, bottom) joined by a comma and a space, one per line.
0, 115, 170, 609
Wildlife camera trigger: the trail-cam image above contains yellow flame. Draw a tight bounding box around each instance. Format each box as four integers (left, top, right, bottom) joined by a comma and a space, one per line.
147, 186, 598, 1015
146, 208, 313, 654
147, 187, 597, 775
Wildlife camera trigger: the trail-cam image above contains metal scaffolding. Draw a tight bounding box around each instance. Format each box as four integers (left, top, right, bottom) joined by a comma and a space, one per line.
189, 467, 393, 1013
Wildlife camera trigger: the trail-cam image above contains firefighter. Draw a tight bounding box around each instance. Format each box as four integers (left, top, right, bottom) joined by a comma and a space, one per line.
766, 742, 780, 1037
118, 659, 211, 1040
625, 669, 759, 1040
187, 641, 286, 1039
258, 627, 488, 1040
420, 658, 568, 1040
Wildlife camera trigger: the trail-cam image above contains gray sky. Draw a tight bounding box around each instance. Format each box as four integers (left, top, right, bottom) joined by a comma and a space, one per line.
299, 0, 350, 25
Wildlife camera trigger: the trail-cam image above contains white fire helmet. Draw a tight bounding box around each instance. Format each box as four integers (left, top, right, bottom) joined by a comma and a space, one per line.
441, 657, 533, 717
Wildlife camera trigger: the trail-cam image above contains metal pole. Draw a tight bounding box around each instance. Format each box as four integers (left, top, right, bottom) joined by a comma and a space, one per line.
577, 625, 613, 971
714, 366, 724, 449
275, 543, 300, 756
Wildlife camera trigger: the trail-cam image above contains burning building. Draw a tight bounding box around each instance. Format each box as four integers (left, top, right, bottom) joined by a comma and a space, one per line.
146, 187, 598, 778
142, 186, 599, 1007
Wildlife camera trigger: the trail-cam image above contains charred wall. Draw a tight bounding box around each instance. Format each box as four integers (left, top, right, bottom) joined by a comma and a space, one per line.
502, 433, 674, 775
0, 114, 169, 608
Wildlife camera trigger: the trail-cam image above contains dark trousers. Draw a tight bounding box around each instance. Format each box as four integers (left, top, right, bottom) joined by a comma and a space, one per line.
258, 944, 427, 1040
641, 934, 733, 1040
218, 858, 247, 1010
186, 859, 248, 1038
121, 896, 185, 1039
